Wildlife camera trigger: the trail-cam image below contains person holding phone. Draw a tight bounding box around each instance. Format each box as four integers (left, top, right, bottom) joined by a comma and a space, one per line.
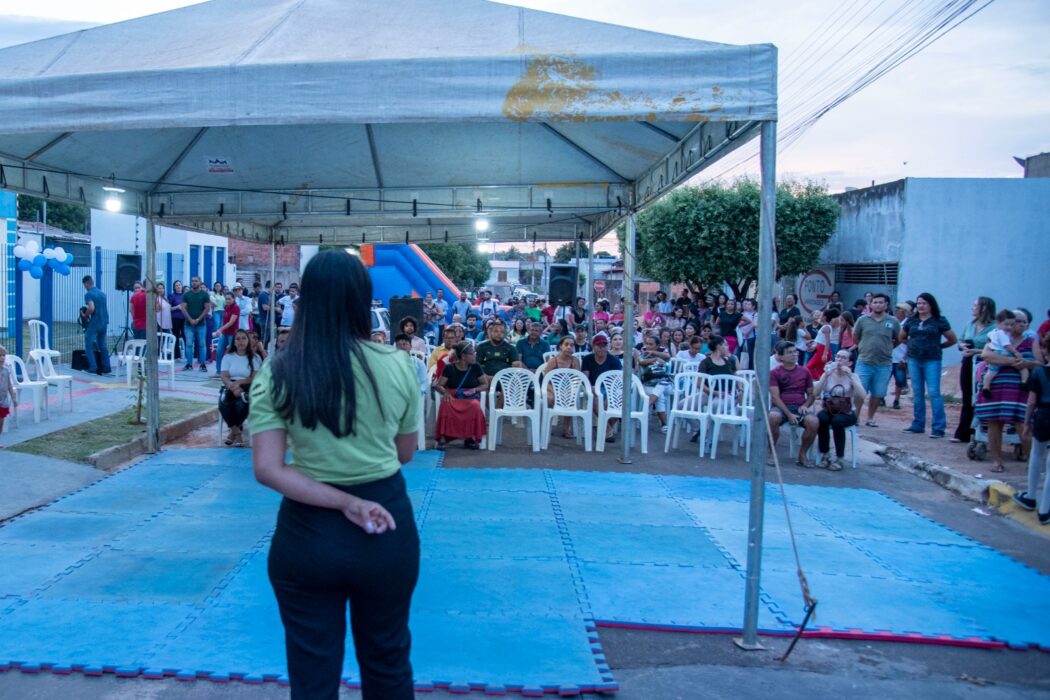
813, 350, 865, 470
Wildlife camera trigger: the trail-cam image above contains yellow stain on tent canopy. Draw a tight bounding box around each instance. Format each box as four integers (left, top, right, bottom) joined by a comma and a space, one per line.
502, 54, 720, 122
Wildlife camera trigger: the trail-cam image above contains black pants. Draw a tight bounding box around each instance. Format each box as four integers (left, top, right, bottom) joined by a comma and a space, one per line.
817, 410, 858, 457
218, 388, 250, 428
171, 317, 185, 359
268, 472, 419, 700
954, 354, 974, 442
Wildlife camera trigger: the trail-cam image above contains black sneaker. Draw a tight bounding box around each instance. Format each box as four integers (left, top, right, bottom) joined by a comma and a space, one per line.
1039, 511, 1050, 525
892, 399, 901, 410
184, 363, 193, 371
902, 426, 924, 434
200, 365, 209, 372
1013, 491, 1037, 511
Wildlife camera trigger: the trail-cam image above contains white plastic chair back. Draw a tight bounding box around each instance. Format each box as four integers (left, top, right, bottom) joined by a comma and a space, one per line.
28, 320, 53, 353
573, 351, 590, 364
30, 350, 73, 411
707, 375, 750, 419
540, 368, 593, 451
663, 371, 707, 453
595, 370, 649, 453
670, 357, 701, 375
6, 355, 49, 423
542, 351, 557, 363
487, 368, 541, 451
158, 332, 177, 389
123, 340, 148, 385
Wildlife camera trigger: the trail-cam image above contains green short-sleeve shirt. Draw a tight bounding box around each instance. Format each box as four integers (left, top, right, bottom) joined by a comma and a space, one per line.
475, 339, 519, 377
183, 289, 211, 320
249, 343, 420, 486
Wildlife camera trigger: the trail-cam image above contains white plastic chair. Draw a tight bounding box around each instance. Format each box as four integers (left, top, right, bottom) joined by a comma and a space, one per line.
123, 340, 148, 385
669, 357, 702, 375
540, 368, 593, 451
487, 368, 541, 451
542, 351, 558, 363
28, 320, 61, 375
417, 389, 427, 450
699, 374, 752, 461
795, 421, 858, 469
5, 355, 48, 424
158, 332, 177, 389
664, 371, 708, 454
30, 350, 73, 412
594, 371, 649, 453
573, 351, 590, 365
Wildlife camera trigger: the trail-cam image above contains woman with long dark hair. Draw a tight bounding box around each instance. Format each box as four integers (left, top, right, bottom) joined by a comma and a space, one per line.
219, 329, 255, 447
953, 296, 996, 442
250, 249, 420, 700
900, 292, 957, 438
168, 280, 185, 360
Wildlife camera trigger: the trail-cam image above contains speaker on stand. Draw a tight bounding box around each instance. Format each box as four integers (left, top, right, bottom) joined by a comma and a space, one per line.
547, 264, 578, 307
112, 253, 143, 355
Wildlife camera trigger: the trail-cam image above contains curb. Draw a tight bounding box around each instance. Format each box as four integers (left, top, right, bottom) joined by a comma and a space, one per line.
873, 443, 1003, 503
85, 407, 219, 471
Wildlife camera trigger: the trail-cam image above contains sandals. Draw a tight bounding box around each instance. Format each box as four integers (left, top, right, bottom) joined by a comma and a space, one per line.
562, 431, 576, 440
864, 420, 878, 428
795, 458, 815, 469
990, 463, 1006, 473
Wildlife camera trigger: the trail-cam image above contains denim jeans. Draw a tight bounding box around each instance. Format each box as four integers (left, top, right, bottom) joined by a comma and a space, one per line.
84, 325, 111, 373
907, 358, 946, 433
184, 322, 208, 366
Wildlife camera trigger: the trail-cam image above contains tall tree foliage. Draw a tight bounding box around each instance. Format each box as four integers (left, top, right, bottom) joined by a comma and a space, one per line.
417, 243, 491, 290
553, 242, 591, 263
17, 195, 89, 234
621, 180, 839, 300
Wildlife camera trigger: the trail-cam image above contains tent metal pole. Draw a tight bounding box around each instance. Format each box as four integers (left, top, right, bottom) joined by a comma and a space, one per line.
266, 236, 277, 357
620, 212, 636, 462
738, 119, 777, 650
144, 212, 161, 453
587, 235, 595, 323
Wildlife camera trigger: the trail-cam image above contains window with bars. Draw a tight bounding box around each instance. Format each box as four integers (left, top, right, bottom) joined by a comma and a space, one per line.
834, 263, 899, 285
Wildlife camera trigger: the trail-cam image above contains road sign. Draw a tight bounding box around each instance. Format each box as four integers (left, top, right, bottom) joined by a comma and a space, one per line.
798, 269, 833, 312
593, 279, 606, 293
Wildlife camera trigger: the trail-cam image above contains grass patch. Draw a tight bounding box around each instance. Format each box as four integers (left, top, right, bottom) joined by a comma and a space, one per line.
9, 399, 210, 463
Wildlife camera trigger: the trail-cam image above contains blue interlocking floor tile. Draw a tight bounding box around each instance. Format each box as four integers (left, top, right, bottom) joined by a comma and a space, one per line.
41, 550, 243, 604
420, 518, 566, 560
784, 485, 901, 513
113, 512, 270, 554
565, 522, 730, 568
131, 448, 251, 468
205, 550, 273, 609
433, 467, 549, 492
579, 561, 791, 631
407, 450, 445, 469
557, 493, 695, 527
760, 569, 987, 638
174, 486, 282, 517
0, 543, 97, 598
102, 463, 225, 490
661, 475, 754, 502
425, 489, 554, 521
49, 479, 194, 515
709, 530, 886, 578
803, 506, 972, 546
401, 467, 437, 491
409, 612, 606, 689
413, 557, 585, 619
0, 598, 195, 668
681, 499, 834, 538
152, 601, 289, 678
549, 471, 667, 498
853, 541, 1023, 586
0, 511, 144, 547
935, 580, 1050, 646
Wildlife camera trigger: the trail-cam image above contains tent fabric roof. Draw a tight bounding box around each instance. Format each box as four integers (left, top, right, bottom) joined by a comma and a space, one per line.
0, 0, 777, 243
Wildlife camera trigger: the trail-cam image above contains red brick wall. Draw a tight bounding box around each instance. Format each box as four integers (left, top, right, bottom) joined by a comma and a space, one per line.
228, 239, 299, 267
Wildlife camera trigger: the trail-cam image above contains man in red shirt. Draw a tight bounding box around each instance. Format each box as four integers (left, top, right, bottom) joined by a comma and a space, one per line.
768, 340, 819, 467
129, 282, 147, 339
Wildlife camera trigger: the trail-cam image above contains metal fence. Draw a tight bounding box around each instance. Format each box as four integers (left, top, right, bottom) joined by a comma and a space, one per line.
6, 248, 184, 363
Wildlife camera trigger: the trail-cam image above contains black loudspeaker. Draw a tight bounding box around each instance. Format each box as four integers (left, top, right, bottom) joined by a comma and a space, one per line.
71, 349, 102, 371
388, 297, 425, 339
115, 254, 142, 291
548, 264, 578, 306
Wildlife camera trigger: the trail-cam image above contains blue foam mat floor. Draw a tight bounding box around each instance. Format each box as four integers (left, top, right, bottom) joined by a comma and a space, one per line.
2, 449, 1049, 693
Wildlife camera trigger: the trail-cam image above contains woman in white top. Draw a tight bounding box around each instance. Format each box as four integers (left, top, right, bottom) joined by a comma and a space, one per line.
805, 307, 838, 380
813, 349, 865, 470
220, 329, 257, 446
154, 282, 173, 335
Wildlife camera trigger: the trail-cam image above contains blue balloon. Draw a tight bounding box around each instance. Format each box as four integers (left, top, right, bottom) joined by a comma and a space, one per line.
55, 263, 71, 275
29, 266, 44, 279
17, 259, 31, 272
33, 254, 46, 266
47, 257, 61, 269
64, 253, 75, 265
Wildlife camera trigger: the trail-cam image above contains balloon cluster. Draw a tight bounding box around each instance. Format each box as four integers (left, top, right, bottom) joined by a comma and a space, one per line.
13, 239, 74, 279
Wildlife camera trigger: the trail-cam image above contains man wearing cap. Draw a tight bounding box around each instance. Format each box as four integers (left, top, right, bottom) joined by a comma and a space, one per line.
581, 333, 623, 442
232, 283, 252, 331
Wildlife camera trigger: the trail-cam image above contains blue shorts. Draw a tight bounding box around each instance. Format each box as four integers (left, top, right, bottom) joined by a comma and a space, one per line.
855, 361, 892, 398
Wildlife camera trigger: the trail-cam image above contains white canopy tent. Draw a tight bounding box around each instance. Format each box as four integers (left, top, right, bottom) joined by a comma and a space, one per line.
0, 0, 780, 645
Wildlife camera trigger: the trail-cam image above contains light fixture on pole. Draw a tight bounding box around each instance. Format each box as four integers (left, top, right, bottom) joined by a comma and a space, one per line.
103, 176, 125, 212
474, 218, 490, 233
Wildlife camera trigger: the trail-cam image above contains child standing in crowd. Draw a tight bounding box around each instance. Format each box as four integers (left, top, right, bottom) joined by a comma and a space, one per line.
0, 346, 17, 447
982, 309, 1027, 399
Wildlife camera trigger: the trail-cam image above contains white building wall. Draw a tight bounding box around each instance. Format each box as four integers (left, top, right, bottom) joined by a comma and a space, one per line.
899, 178, 1050, 367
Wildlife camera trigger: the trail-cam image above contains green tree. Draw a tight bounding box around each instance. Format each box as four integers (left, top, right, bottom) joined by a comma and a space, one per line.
417, 243, 491, 290
497, 245, 526, 261
620, 180, 838, 300
17, 195, 89, 233
553, 242, 591, 263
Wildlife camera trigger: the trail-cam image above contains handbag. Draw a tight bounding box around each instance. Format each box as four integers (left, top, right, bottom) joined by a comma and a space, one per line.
825, 383, 852, 416
452, 365, 481, 400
